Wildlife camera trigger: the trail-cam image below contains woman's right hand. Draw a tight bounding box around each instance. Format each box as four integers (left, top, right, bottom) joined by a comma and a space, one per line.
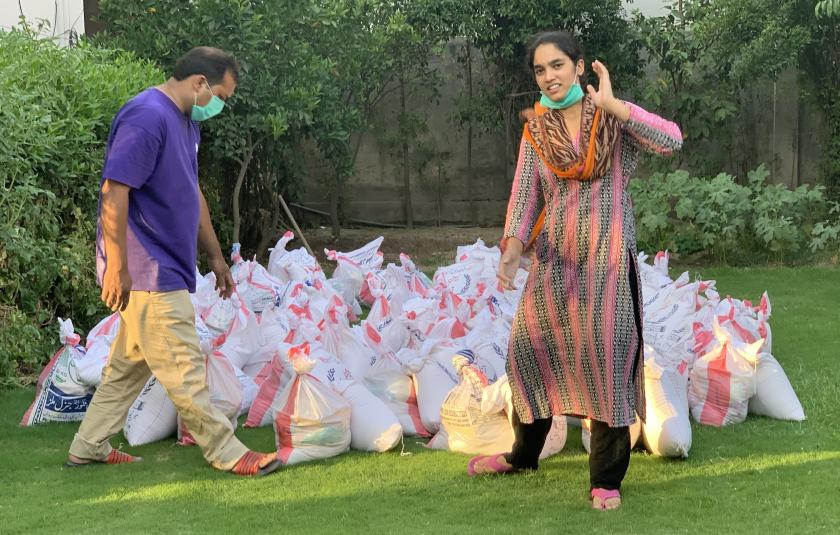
498, 238, 524, 290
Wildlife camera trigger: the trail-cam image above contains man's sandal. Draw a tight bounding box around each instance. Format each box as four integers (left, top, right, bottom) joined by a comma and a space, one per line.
467, 453, 517, 476
591, 488, 621, 510
229, 451, 282, 477
65, 450, 142, 467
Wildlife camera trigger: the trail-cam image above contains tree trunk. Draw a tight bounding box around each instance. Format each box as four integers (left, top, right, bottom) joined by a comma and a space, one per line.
256, 187, 282, 262
232, 133, 255, 245
466, 42, 476, 225
400, 75, 413, 229
330, 172, 341, 240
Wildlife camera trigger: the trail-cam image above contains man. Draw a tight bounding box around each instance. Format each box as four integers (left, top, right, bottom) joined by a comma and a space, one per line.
66, 47, 280, 477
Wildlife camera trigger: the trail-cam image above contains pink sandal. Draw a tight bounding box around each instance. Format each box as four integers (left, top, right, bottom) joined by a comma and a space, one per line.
591, 488, 621, 510
467, 453, 516, 476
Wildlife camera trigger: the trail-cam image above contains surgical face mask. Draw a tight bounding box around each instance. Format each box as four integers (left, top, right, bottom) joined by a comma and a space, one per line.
191, 79, 225, 121
539, 79, 584, 110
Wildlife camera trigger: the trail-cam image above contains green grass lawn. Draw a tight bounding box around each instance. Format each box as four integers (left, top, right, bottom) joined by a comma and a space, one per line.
1, 266, 838, 534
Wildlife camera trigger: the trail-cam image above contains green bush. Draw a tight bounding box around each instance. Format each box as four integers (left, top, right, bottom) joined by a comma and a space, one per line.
630, 164, 840, 264
0, 30, 163, 386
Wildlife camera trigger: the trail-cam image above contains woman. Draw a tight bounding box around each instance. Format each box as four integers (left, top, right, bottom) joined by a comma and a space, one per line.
467, 31, 682, 511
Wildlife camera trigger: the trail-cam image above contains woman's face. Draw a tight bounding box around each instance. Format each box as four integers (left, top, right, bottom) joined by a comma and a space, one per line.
532, 43, 584, 102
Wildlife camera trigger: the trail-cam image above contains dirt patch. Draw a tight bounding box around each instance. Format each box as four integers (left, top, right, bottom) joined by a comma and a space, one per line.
302, 226, 504, 271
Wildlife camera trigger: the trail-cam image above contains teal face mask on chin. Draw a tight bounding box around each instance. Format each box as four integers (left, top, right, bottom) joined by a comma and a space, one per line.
191, 80, 225, 121
540, 82, 584, 110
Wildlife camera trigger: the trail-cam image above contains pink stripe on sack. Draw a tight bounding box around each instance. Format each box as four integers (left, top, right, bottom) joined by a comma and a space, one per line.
245, 357, 285, 427
365, 323, 382, 345
406, 379, 431, 437
276, 377, 301, 464
700, 343, 731, 426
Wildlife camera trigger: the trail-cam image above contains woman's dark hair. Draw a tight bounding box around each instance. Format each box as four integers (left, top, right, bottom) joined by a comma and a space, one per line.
173, 46, 240, 85
526, 30, 584, 70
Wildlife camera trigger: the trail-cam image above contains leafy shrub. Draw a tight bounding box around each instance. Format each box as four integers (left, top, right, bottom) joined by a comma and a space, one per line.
630, 164, 840, 263
0, 29, 163, 386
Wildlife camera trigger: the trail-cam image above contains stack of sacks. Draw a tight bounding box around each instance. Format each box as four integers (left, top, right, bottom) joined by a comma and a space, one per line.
438, 364, 567, 458
640, 344, 692, 458
688, 318, 761, 426
325, 236, 384, 309
124, 377, 177, 446
440, 355, 513, 454
691, 294, 804, 423
479, 374, 567, 459
356, 270, 431, 437
76, 313, 120, 387
639, 252, 701, 371
23, 232, 805, 469
267, 231, 327, 285
270, 343, 352, 464
20, 319, 93, 426
361, 325, 428, 438
230, 243, 287, 313
177, 349, 244, 445
398, 342, 460, 435
246, 342, 401, 454
745, 296, 804, 421
639, 251, 804, 433
319, 296, 377, 380
635, 252, 698, 457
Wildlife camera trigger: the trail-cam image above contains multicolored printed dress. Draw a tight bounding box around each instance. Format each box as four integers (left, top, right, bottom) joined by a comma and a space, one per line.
504, 96, 682, 427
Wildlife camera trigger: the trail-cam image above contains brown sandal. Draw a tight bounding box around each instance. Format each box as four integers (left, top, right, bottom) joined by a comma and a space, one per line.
229, 451, 282, 477
65, 449, 143, 467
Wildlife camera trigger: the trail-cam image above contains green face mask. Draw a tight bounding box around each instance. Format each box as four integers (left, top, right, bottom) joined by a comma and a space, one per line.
191, 80, 225, 121
540, 82, 584, 110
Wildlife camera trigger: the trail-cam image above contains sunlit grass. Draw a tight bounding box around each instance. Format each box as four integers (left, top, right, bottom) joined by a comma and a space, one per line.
1, 266, 838, 534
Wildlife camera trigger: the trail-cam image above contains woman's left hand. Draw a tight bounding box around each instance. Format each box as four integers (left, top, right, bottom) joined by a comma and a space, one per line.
586, 60, 630, 121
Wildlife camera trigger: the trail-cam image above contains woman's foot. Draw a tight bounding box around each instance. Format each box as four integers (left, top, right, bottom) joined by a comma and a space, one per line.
591, 488, 621, 510
467, 453, 517, 476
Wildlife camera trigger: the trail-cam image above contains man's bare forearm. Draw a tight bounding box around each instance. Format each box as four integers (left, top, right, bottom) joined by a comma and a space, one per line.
101, 179, 130, 271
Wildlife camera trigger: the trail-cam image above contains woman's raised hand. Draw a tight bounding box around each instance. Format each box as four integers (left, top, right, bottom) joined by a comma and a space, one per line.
586, 60, 614, 109
586, 60, 630, 121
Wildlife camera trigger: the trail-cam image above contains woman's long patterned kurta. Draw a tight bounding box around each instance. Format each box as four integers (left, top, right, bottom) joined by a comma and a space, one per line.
504, 102, 682, 427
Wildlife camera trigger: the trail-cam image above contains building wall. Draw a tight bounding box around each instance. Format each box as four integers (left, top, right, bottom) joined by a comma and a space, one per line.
301, 46, 826, 227
301, 41, 514, 227
0, 0, 85, 46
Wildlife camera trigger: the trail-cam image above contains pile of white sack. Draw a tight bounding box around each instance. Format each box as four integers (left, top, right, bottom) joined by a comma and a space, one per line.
21, 235, 805, 463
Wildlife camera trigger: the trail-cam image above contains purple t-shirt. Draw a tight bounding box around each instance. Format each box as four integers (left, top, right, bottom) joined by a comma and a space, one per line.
97, 88, 201, 292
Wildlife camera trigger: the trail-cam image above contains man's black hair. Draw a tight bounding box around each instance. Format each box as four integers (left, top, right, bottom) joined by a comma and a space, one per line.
173, 46, 240, 85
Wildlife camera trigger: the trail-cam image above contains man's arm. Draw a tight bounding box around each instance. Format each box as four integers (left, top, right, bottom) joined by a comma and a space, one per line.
100, 179, 132, 311
197, 187, 235, 298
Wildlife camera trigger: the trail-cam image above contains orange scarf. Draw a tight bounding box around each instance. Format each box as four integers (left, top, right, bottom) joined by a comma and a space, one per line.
521, 96, 620, 250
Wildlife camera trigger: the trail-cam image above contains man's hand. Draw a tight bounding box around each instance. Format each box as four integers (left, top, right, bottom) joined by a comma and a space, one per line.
208, 255, 235, 299
498, 237, 524, 290
101, 266, 132, 312
99, 179, 132, 312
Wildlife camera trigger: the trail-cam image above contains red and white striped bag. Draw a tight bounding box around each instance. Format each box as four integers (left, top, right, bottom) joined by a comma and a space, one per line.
272, 344, 351, 465
688, 320, 761, 427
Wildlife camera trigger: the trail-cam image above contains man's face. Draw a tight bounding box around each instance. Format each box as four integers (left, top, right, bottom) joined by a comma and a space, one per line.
194, 70, 236, 106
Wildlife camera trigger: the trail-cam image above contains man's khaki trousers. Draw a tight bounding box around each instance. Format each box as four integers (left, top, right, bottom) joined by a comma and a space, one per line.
69, 290, 248, 470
